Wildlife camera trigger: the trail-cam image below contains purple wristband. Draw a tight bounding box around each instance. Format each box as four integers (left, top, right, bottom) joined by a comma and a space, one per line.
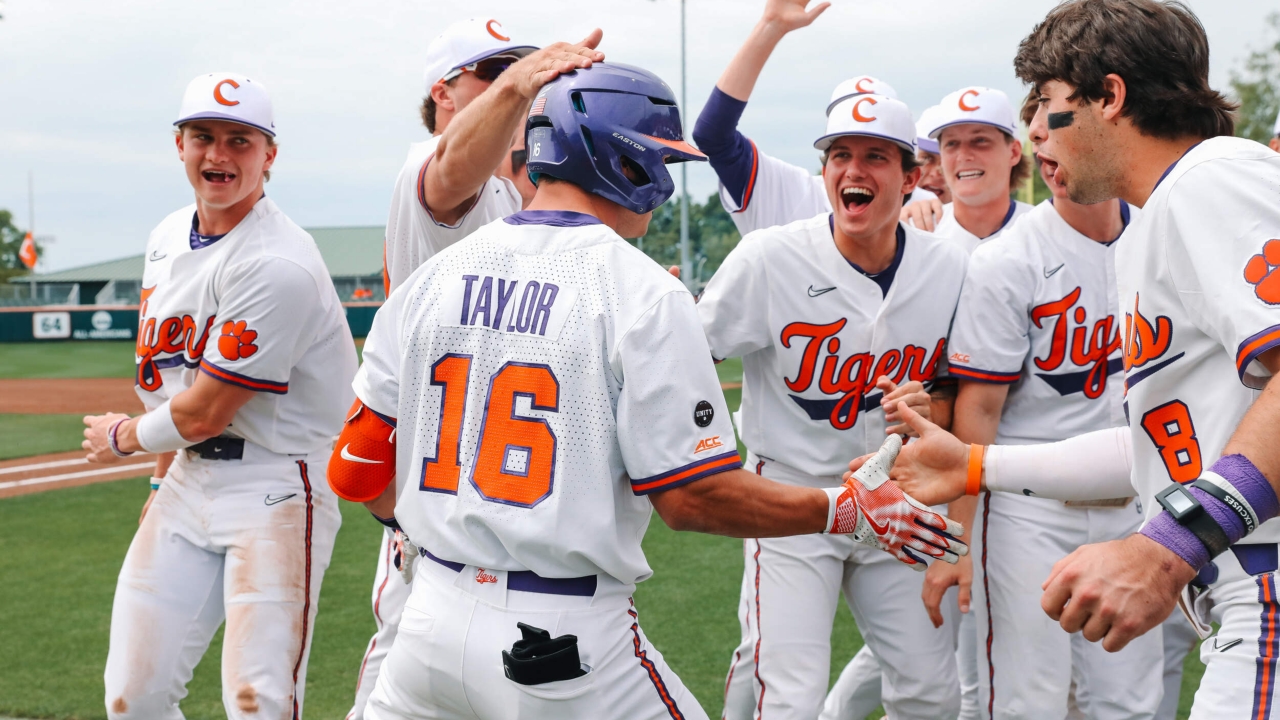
1211, 454, 1280, 529
1140, 511, 1211, 570
108, 418, 134, 458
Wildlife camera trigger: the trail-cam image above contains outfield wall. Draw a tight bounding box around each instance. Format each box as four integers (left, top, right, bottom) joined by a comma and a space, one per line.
0, 303, 382, 342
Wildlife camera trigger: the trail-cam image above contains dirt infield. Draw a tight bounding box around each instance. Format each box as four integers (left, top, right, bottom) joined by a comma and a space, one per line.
0, 378, 143, 415
0, 450, 155, 499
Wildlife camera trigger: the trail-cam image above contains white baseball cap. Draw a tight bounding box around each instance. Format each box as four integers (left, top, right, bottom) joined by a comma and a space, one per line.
174, 72, 275, 137
929, 86, 1017, 140
815, 94, 916, 154
826, 75, 898, 116
423, 18, 538, 93
916, 105, 944, 155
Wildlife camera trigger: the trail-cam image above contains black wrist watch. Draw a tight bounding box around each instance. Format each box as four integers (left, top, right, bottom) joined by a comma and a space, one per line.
1155, 483, 1230, 558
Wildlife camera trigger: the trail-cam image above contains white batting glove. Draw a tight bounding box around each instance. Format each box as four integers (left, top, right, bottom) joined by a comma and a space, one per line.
393, 531, 418, 585
825, 435, 969, 570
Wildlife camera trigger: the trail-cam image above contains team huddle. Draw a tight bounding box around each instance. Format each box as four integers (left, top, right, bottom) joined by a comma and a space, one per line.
76, 0, 1280, 719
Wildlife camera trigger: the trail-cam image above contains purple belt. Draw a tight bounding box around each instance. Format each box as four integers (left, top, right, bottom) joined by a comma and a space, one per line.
421, 548, 598, 597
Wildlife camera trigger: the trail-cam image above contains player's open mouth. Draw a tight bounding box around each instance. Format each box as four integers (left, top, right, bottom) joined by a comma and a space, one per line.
1038, 154, 1063, 185
956, 170, 984, 182
840, 186, 875, 211
202, 170, 235, 184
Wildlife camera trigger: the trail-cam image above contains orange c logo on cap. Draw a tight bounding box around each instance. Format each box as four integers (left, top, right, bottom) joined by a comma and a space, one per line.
486, 19, 510, 41
213, 79, 240, 107
855, 77, 874, 93
958, 89, 980, 112
852, 97, 878, 123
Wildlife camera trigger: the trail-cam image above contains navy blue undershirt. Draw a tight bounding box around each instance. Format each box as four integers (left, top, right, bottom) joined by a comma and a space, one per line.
691, 87, 756, 207
503, 210, 602, 227
190, 212, 226, 250
828, 215, 905, 298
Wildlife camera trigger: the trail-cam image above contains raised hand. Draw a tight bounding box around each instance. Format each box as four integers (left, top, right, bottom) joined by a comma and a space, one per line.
502, 29, 606, 99
760, 0, 832, 34
849, 402, 970, 507
830, 435, 968, 570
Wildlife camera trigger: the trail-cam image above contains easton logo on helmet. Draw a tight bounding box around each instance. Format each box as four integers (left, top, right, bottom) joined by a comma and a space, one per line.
613, 132, 647, 152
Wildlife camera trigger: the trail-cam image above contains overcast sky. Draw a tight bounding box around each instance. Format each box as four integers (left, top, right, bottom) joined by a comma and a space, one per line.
1, 0, 1274, 271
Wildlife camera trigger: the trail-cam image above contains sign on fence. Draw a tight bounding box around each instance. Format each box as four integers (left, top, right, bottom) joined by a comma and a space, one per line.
32, 311, 72, 339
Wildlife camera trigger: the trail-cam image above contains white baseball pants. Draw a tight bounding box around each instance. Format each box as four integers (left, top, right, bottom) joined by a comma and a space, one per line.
1184, 543, 1280, 719
347, 527, 417, 720
721, 450, 959, 720
365, 552, 707, 720
103, 444, 340, 720
972, 492, 1162, 720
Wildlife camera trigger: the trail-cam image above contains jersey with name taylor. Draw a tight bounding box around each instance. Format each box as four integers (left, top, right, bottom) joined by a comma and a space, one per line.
355, 210, 738, 584
136, 197, 357, 455
698, 214, 967, 480
948, 199, 1131, 446
383, 135, 522, 294
1118, 137, 1280, 543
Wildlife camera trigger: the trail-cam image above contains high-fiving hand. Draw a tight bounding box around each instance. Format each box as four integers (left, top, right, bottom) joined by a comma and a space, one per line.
830, 435, 969, 570
848, 402, 971, 508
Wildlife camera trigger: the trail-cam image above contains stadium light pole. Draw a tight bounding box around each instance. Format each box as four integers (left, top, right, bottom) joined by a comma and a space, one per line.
678, 0, 692, 288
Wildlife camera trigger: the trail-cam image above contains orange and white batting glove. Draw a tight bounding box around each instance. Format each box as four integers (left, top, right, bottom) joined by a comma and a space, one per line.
825, 435, 969, 570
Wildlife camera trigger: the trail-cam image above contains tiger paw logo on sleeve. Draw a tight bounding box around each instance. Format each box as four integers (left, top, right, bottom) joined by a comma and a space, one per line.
217, 320, 259, 360
1243, 239, 1280, 305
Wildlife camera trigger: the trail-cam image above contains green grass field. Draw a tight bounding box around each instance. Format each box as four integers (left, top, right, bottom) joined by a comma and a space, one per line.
0, 342, 1204, 719
0, 414, 87, 460
0, 342, 136, 380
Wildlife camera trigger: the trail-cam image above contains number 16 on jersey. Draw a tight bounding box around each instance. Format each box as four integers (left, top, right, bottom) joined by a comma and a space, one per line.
420, 354, 561, 508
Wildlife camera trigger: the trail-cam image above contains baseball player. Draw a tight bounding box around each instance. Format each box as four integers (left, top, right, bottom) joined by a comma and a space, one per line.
691, 0, 933, 242
941, 91, 1163, 720
349, 19, 605, 719
700, 90, 969, 720
856, 1, 1280, 716
326, 61, 967, 720
80, 73, 358, 719
897, 105, 951, 233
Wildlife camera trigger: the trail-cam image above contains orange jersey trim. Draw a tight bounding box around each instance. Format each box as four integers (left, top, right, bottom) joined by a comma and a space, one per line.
630, 451, 741, 495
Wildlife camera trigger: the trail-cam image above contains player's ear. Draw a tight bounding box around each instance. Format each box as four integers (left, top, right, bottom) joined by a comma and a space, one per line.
901, 165, 921, 197
1098, 74, 1127, 123
1008, 137, 1022, 168
431, 80, 455, 113
175, 130, 185, 160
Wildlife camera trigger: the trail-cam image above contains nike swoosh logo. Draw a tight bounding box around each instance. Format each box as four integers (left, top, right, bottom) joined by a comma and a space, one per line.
1043, 263, 1065, 278
865, 512, 891, 536
341, 444, 383, 464
149, 250, 167, 261
1213, 637, 1242, 652
808, 285, 837, 297
264, 493, 296, 506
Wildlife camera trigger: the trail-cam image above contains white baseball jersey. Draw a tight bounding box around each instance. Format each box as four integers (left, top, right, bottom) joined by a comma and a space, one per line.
135, 197, 357, 454
717, 148, 935, 236
934, 199, 1033, 255
698, 214, 967, 479
383, 136, 522, 293
948, 200, 1132, 444
1118, 136, 1280, 543
355, 210, 739, 584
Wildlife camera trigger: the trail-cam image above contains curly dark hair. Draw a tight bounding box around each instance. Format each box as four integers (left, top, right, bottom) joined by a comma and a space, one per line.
1013, 0, 1235, 140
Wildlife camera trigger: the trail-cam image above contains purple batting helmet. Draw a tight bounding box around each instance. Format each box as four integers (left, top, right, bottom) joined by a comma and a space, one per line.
524, 62, 706, 215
